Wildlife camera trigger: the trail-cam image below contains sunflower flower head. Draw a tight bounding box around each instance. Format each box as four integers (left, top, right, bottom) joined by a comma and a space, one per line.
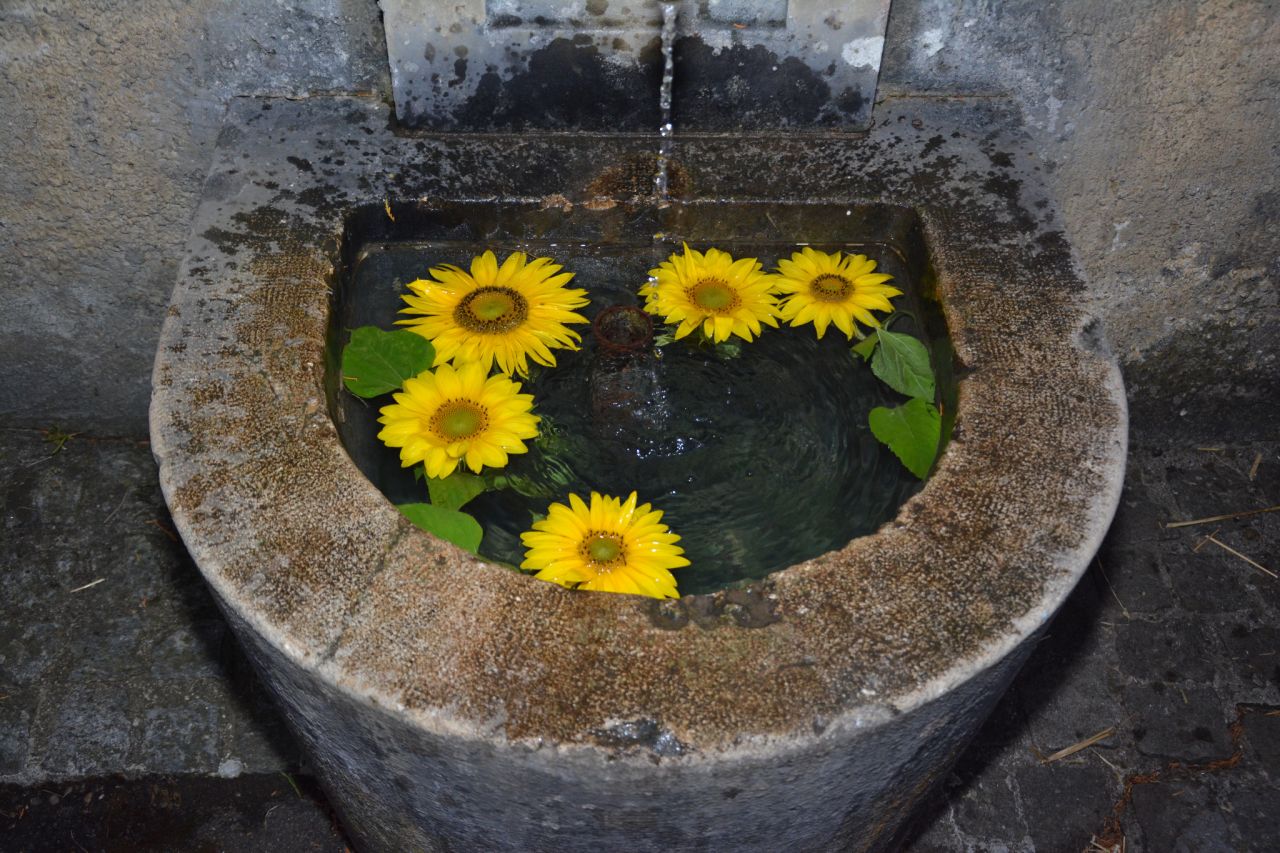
774, 248, 902, 340
520, 491, 690, 599
640, 243, 781, 344
397, 250, 590, 377
376, 362, 539, 479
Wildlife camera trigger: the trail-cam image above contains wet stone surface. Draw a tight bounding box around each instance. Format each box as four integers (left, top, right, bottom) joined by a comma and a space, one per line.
904, 431, 1280, 851
0, 428, 303, 789
2, 419, 1277, 847
160, 96, 1124, 769
0, 774, 346, 852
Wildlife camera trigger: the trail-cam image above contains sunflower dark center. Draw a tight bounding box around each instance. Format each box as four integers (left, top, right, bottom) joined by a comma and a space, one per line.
430, 399, 488, 441
581, 532, 625, 567
688, 277, 740, 314
810, 273, 853, 302
455, 286, 529, 333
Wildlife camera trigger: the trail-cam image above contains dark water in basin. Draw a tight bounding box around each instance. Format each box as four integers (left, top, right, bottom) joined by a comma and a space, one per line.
340, 241, 922, 595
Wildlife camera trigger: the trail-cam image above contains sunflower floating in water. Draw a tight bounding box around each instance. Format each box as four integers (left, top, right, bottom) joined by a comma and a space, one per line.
774, 247, 901, 339
348, 242, 931, 579
397, 250, 589, 377
641, 243, 780, 344
376, 361, 539, 479
520, 491, 689, 599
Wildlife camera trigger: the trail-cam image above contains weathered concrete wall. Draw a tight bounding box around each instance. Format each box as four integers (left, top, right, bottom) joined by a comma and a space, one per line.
0, 1, 388, 435
881, 0, 1279, 433
1, 0, 1274, 435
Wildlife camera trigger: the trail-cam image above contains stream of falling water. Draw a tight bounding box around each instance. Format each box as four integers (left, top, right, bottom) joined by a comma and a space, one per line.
653, 2, 678, 204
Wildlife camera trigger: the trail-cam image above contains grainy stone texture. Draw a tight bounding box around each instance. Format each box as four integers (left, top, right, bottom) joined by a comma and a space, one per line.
0, 0, 389, 435
0, 429, 302, 788
902, 433, 1280, 852
147, 93, 1124, 850
2, 424, 1275, 849
0, 773, 348, 851
2, 0, 1273, 438
1, 1, 1274, 848
881, 0, 1280, 436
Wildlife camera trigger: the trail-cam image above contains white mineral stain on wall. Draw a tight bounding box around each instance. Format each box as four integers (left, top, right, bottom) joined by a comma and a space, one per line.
841, 36, 885, 69
1045, 94, 1064, 133
1110, 220, 1131, 252
701, 30, 734, 54
919, 27, 945, 58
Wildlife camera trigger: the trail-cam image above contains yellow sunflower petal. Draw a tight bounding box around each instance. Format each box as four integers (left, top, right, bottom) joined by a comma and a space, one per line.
397, 250, 591, 377
773, 248, 899, 339
520, 491, 689, 599
831, 309, 855, 339
376, 364, 538, 478
640, 245, 780, 345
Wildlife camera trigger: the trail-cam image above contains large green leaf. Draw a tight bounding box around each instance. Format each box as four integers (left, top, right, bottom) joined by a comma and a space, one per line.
426, 472, 488, 511
871, 328, 935, 400
869, 398, 941, 479
850, 334, 878, 362
397, 503, 483, 553
341, 327, 435, 398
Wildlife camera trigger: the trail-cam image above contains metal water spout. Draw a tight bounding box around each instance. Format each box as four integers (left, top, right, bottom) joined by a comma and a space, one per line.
380, 0, 892, 132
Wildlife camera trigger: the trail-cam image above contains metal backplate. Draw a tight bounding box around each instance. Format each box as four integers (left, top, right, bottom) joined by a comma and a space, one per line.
379, 0, 891, 131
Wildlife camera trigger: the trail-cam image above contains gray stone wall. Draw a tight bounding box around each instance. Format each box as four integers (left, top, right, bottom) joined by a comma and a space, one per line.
881, 0, 1279, 431
0, 1, 388, 435
1, 0, 1274, 435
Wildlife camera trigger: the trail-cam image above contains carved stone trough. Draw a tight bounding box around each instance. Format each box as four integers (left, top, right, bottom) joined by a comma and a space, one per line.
151, 95, 1125, 851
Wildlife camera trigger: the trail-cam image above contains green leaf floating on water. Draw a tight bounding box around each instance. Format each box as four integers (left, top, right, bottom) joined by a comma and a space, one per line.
342, 327, 435, 398
869, 398, 942, 479
850, 334, 879, 362
397, 503, 483, 553
713, 339, 743, 360
426, 471, 488, 511
652, 331, 676, 348
871, 328, 936, 401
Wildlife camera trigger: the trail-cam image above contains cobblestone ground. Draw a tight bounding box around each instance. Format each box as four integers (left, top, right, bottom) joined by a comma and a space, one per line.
905, 435, 1280, 852
1, 424, 1277, 851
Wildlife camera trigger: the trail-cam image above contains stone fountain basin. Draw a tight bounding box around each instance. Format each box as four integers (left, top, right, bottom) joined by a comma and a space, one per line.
151, 96, 1126, 851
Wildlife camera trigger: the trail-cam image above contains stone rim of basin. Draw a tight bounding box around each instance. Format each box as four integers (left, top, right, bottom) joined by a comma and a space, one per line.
150, 96, 1127, 761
